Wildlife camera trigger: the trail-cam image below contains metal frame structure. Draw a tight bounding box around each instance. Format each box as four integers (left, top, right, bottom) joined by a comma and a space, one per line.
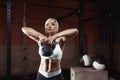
4, 0, 84, 79
6, 0, 12, 80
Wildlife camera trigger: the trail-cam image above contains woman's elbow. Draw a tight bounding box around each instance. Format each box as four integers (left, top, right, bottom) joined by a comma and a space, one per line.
21, 27, 28, 34
74, 28, 79, 35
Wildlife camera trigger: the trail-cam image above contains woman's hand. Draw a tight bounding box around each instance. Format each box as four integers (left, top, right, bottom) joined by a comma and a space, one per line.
47, 35, 57, 44
39, 35, 48, 43
39, 35, 56, 45
47, 35, 67, 44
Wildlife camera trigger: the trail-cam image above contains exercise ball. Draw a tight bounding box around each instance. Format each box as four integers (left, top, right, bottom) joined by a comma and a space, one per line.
92, 55, 106, 70
80, 54, 91, 67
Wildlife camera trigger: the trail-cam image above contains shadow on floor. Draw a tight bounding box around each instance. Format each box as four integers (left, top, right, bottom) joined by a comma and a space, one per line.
0, 69, 70, 80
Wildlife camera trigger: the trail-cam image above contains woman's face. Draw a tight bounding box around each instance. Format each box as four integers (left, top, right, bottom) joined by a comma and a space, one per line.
45, 19, 58, 34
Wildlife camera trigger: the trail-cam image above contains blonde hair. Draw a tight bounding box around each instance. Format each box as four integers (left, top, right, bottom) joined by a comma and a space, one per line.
45, 18, 59, 32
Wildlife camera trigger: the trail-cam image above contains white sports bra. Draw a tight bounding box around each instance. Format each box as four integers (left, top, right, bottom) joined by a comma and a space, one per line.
38, 42, 63, 59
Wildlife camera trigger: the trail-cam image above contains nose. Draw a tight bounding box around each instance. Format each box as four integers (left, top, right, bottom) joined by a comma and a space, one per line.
48, 25, 52, 28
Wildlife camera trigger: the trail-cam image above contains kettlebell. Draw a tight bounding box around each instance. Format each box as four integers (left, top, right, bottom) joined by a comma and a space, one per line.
41, 42, 56, 57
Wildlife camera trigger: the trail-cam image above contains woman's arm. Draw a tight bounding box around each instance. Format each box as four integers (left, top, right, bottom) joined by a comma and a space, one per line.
49, 28, 79, 43
21, 27, 47, 42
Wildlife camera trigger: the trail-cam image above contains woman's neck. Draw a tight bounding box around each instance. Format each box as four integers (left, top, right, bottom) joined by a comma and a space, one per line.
48, 32, 56, 37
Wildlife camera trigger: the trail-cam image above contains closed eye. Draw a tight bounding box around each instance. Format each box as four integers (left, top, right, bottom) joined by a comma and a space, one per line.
51, 23, 55, 26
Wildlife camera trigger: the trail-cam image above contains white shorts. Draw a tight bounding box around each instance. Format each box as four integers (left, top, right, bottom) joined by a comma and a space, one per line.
38, 69, 62, 78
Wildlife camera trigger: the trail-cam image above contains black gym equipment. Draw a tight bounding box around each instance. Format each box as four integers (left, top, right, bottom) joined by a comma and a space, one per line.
6, 0, 12, 80
56, 0, 85, 60
21, 2, 29, 80
41, 42, 56, 57
79, 54, 91, 67
80, 54, 107, 70
78, 0, 84, 57
92, 55, 107, 70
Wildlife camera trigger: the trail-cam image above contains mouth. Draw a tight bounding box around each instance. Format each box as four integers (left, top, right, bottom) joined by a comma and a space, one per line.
47, 28, 52, 31
46, 30, 52, 33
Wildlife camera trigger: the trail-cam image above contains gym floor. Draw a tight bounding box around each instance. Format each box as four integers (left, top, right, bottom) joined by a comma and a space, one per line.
0, 69, 70, 80
0, 70, 119, 80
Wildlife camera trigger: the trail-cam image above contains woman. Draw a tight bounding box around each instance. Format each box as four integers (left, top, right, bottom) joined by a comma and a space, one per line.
21, 18, 78, 80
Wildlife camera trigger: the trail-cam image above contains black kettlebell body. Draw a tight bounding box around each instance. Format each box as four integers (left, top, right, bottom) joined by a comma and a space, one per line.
41, 42, 56, 57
